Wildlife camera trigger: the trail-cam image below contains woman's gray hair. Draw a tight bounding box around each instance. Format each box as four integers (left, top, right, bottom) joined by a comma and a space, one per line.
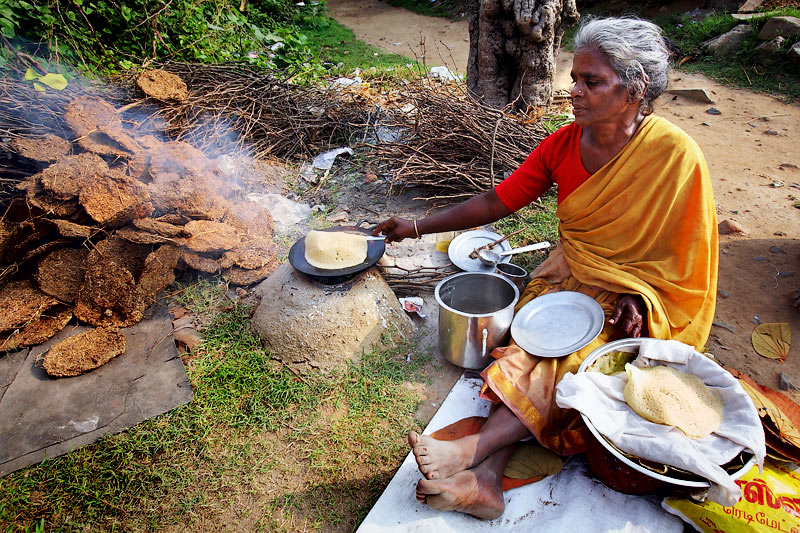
573, 17, 669, 115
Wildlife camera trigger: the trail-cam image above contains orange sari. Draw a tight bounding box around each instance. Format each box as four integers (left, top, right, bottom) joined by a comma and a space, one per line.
481, 116, 719, 456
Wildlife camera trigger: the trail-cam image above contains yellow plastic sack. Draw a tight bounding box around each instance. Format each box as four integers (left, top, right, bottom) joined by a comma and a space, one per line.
663, 458, 800, 532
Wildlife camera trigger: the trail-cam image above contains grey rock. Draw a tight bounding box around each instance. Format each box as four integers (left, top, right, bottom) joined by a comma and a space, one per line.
764, 130, 779, 135
666, 88, 715, 104
737, 0, 766, 12
790, 42, 800, 64
718, 219, 747, 234
755, 36, 785, 60
706, 107, 722, 115
758, 16, 800, 40
717, 289, 731, 298
779, 372, 799, 391
769, 245, 787, 254
703, 24, 754, 57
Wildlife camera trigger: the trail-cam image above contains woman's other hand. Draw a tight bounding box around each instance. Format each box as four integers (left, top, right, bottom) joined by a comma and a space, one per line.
608, 294, 646, 337
373, 217, 417, 243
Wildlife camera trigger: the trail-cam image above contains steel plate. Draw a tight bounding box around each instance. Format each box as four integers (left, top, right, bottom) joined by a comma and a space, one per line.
510, 291, 604, 357
448, 230, 512, 272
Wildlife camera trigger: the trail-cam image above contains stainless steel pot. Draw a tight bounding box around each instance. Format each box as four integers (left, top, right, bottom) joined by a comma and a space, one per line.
435, 272, 519, 369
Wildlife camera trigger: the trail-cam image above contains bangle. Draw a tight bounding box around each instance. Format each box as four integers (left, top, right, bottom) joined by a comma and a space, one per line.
413, 219, 420, 238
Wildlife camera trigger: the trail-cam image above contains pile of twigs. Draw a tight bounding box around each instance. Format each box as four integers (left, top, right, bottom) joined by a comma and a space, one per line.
373, 81, 549, 201
380, 263, 460, 296
127, 63, 370, 160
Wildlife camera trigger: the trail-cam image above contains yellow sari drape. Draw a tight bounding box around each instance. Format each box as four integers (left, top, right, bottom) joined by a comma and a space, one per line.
481, 116, 718, 456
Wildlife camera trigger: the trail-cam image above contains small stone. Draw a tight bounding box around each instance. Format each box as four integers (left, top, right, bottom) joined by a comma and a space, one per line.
700, 122, 711, 126
778, 163, 799, 170
666, 88, 715, 104
703, 24, 754, 57
706, 107, 722, 115
311, 204, 325, 213
328, 211, 349, 223
364, 172, 378, 183
774, 231, 787, 236
769, 245, 787, 254
764, 130, 779, 135
718, 289, 731, 298
718, 219, 746, 234
770, 181, 785, 187
753, 256, 767, 262
779, 373, 799, 392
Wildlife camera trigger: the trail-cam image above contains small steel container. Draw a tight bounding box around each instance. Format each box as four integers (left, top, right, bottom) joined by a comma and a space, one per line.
435, 272, 519, 369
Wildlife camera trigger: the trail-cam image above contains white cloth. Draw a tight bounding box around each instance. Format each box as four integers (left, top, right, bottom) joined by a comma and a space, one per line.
556, 338, 766, 506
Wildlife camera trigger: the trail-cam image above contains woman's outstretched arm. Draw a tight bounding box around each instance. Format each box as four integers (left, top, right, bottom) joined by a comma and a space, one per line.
373, 190, 513, 243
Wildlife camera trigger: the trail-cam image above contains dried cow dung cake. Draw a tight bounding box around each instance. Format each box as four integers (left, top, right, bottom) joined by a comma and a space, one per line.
0, 306, 72, 352
64, 96, 122, 136
223, 201, 275, 239
219, 240, 278, 270
79, 170, 153, 227
0, 279, 60, 332
42, 326, 126, 377
64, 96, 141, 158
223, 258, 281, 286
133, 217, 189, 238
137, 245, 180, 301
35, 247, 89, 302
39, 153, 109, 199
148, 172, 230, 221
116, 227, 181, 245
136, 69, 188, 101
180, 249, 221, 274
11, 134, 71, 162
185, 220, 242, 254
50, 219, 96, 239
73, 237, 150, 327
19, 175, 82, 219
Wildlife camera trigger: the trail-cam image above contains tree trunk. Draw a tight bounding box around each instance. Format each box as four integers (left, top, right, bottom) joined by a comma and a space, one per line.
467, 0, 579, 111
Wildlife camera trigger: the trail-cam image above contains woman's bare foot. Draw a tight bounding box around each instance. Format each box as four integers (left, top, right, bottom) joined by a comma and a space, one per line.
408, 431, 475, 480
415, 460, 505, 520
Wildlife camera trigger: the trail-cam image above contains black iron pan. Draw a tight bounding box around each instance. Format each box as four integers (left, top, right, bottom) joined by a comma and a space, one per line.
288, 225, 385, 279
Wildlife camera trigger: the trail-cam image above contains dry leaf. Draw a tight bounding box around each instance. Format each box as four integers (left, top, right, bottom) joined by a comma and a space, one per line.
727, 367, 800, 456
751, 323, 791, 362
503, 445, 563, 481
430, 416, 486, 441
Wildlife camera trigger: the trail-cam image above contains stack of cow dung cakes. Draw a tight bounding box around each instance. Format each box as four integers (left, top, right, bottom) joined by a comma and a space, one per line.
0, 84, 284, 375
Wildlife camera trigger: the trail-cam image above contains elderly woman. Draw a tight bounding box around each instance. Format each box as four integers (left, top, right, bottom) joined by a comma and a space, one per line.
374, 16, 718, 519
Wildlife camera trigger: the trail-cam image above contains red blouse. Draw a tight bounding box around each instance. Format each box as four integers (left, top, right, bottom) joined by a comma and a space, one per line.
495, 122, 590, 212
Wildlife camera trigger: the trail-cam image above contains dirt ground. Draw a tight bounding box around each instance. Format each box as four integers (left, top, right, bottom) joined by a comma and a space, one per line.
326, 0, 800, 408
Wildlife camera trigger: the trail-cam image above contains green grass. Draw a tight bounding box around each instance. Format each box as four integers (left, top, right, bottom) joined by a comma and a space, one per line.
302, 16, 418, 77
0, 291, 432, 530
492, 189, 559, 274
657, 8, 800, 102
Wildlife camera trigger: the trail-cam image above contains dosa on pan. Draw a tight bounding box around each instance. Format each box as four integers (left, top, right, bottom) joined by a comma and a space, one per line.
624, 364, 724, 439
304, 230, 368, 270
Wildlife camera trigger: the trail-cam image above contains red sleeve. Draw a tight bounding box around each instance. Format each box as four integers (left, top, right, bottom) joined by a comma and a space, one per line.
494, 139, 554, 213
494, 123, 586, 211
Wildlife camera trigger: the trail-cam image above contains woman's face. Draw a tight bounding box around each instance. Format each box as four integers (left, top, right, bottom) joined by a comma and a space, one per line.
569, 47, 637, 127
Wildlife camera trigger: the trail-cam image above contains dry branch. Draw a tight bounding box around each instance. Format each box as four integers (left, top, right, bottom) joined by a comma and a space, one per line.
372, 81, 549, 201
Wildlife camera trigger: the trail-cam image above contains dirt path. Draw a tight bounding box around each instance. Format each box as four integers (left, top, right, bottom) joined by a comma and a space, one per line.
327, 0, 800, 400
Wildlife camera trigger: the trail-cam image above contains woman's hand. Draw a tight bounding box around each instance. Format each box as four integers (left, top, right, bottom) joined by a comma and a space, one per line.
608, 294, 646, 338
372, 217, 417, 243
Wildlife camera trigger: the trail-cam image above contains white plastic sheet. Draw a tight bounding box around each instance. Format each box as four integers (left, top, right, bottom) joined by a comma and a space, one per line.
358, 374, 683, 532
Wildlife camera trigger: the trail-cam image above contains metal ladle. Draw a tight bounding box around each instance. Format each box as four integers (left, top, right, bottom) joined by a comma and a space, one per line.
478, 241, 551, 266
